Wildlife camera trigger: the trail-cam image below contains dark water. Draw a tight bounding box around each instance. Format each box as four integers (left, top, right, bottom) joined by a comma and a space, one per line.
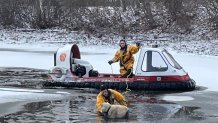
0, 68, 218, 123
0, 88, 218, 123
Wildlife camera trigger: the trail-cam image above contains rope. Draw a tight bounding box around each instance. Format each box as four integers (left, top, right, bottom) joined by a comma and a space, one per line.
110, 65, 113, 74
122, 69, 132, 95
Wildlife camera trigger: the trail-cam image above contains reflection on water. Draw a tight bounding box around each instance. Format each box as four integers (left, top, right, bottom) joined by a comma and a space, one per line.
127, 94, 204, 122
0, 91, 207, 123
0, 94, 98, 123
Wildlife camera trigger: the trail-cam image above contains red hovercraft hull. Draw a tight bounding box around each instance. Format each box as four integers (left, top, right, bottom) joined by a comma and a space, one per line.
43, 74, 196, 91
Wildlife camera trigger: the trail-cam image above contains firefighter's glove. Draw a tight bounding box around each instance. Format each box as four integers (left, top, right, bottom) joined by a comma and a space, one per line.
108, 60, 113, 65
136, 42, 141, 47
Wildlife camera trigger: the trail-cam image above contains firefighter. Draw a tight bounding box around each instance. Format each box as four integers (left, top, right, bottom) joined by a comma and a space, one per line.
108, 39, 141, 78
96, 85, 128, 115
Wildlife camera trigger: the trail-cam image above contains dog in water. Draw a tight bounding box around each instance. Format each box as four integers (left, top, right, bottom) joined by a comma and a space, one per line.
101, 102, 129, 119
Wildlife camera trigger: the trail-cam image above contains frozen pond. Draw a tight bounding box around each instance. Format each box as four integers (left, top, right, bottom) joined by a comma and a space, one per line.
0, 45, 218, 91
0, 45, 218, 122
1, 87, 218, 123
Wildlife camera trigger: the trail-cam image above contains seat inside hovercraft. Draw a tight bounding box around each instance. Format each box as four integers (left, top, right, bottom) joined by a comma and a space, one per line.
71, 58, 99, 77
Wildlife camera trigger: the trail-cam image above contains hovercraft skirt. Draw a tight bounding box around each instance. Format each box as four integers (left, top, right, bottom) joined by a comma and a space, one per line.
42, 79, 196, 91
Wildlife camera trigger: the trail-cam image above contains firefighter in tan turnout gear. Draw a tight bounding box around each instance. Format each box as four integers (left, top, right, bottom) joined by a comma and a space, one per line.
96, 85, 128, 115
108, 39, 141, 78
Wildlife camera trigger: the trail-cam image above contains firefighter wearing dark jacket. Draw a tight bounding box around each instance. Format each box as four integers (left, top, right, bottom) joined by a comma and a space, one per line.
108, 39, 141, 78
96, 85, 128, 114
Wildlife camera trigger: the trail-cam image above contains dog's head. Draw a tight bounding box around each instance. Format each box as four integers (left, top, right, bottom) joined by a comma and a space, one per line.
101, 102, 111, 113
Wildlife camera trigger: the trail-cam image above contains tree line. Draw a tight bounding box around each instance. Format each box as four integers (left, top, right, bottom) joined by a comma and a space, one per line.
0, 0, 218, 38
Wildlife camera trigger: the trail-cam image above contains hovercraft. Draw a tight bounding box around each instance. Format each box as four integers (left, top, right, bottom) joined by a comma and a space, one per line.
42, 44, 196, 91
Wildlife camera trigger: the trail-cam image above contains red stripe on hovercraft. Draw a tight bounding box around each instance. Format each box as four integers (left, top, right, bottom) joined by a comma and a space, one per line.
134, 74, 190, 82
74, 77, 134, 82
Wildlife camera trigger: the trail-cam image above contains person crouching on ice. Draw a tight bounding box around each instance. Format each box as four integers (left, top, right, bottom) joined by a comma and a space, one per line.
108, 39, 141, 78
96, 85, 128, 115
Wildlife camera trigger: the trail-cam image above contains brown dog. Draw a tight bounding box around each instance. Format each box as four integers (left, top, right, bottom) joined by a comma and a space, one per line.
101, 103, 129, 119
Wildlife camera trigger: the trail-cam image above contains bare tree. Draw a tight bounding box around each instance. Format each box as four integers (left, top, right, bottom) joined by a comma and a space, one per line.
0, 0, 20, 27
201, 0, 218, 32
162, 0, 196, 34
0, 0, 215, 40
